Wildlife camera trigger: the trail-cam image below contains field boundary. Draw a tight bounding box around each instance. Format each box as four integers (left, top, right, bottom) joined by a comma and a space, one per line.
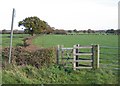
57, 44, 100, 70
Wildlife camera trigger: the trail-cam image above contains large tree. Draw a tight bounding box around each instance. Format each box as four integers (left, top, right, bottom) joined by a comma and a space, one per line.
18, 16, 50, 36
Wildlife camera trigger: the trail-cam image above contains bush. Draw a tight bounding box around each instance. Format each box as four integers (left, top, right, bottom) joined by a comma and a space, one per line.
53, 29, 67, 35
2, 47, 56, 68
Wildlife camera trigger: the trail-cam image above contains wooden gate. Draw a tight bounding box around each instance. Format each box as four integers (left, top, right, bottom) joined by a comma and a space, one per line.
57, 44, 99, 70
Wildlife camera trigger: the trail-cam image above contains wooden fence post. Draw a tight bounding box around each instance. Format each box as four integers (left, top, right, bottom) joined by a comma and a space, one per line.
93, 45, 96, 69
91, 45, 94, 68
96, 45, 99, 68
57, 45, 60, 64
73, 45, 76, 70
76, 44, 79, 67
61, 45, 64, 65
93, 45, 100, 69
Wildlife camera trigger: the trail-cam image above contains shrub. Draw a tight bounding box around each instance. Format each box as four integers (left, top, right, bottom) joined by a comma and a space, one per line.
2, 47, 56, 68
53, 29, 67, 35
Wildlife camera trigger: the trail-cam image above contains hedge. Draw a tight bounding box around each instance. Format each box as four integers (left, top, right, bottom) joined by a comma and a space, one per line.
2, 47, 57, 68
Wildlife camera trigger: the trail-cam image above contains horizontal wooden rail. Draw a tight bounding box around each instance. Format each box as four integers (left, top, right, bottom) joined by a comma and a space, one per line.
61, 48, 73, 50
62, 58, 73, 60
74, 53, 93, 56
73, 46, 92, 49
75, 66, 92, 69
72, 60, 93, 62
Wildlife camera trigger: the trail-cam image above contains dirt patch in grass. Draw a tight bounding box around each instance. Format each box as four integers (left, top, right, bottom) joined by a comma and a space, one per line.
22, 36, 40, 52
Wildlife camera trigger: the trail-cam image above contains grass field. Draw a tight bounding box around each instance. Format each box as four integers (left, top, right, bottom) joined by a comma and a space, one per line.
33, 34, 118, 69
33, 34, 118, 47
2, 34, 29, 47
1, 34, 119, 84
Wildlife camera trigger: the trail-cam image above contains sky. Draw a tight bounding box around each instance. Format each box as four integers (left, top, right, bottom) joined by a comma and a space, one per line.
0, 0, 119, 30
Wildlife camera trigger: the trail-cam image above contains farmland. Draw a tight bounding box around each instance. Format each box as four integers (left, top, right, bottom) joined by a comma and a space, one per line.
33, 34, 118, 47
1, 34, 119, 84
2, 34, 29, 47
33, 34, 118, 70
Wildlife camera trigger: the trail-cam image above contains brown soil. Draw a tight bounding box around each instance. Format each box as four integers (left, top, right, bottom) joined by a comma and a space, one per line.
23, 36, 40, 52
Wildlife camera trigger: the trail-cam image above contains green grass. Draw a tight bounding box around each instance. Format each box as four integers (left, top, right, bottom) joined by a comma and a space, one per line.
32, 34, 118, 69
33, 34, 118, 48
2, 64, 118, 84
32, 34, 118, 83
2, 34, 119, 84
2, 34, 29, 47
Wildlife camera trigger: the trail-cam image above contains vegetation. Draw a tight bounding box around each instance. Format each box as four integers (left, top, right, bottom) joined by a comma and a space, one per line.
2, 34, 119, 84
2, 47, 56, 69
33, 34, 118, 48
2, 64, 118, 84
32, 34, 118, 70
53, 29, 67, 35
18, 16, 53, 36
106, 29, 120, 34
2, 34, 29, 47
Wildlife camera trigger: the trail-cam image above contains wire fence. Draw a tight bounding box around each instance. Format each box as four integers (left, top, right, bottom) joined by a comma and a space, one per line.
100, 46, 119, 55
100, 52, 119, 55
100, 46, 120, 49
99, 46, 119, 71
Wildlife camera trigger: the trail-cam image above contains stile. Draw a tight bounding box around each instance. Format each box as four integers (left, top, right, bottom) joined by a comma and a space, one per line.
57, 44, 99, 70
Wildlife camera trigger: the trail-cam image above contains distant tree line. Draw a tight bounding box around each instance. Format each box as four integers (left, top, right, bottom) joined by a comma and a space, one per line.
1, 29, 120, 35
105, 29, 120, 35
67, 29, 95, 34
67, 29, 120, 35
1, 29, 24, 34
1, 15, 120, 35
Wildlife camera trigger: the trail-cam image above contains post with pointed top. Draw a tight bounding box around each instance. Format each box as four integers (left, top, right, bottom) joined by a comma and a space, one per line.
9, 8, 15, 63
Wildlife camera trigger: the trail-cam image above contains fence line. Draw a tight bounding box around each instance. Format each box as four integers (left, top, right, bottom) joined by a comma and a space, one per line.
57, 45, 119, 71
100, 46, 120, 49
100, 45, 119, 55
99, 46, 119, 71
100, 52, 119, 55
57, 44, 100, 70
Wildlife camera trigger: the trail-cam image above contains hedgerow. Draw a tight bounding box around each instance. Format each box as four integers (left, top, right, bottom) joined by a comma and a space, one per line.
2, 47, 56, 68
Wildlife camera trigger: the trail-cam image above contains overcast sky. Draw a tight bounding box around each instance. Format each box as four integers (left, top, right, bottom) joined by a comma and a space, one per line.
0, 0, 119, 30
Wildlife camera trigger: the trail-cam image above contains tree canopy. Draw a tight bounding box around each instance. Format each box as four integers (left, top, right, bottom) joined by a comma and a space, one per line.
18, 16, 53, 36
